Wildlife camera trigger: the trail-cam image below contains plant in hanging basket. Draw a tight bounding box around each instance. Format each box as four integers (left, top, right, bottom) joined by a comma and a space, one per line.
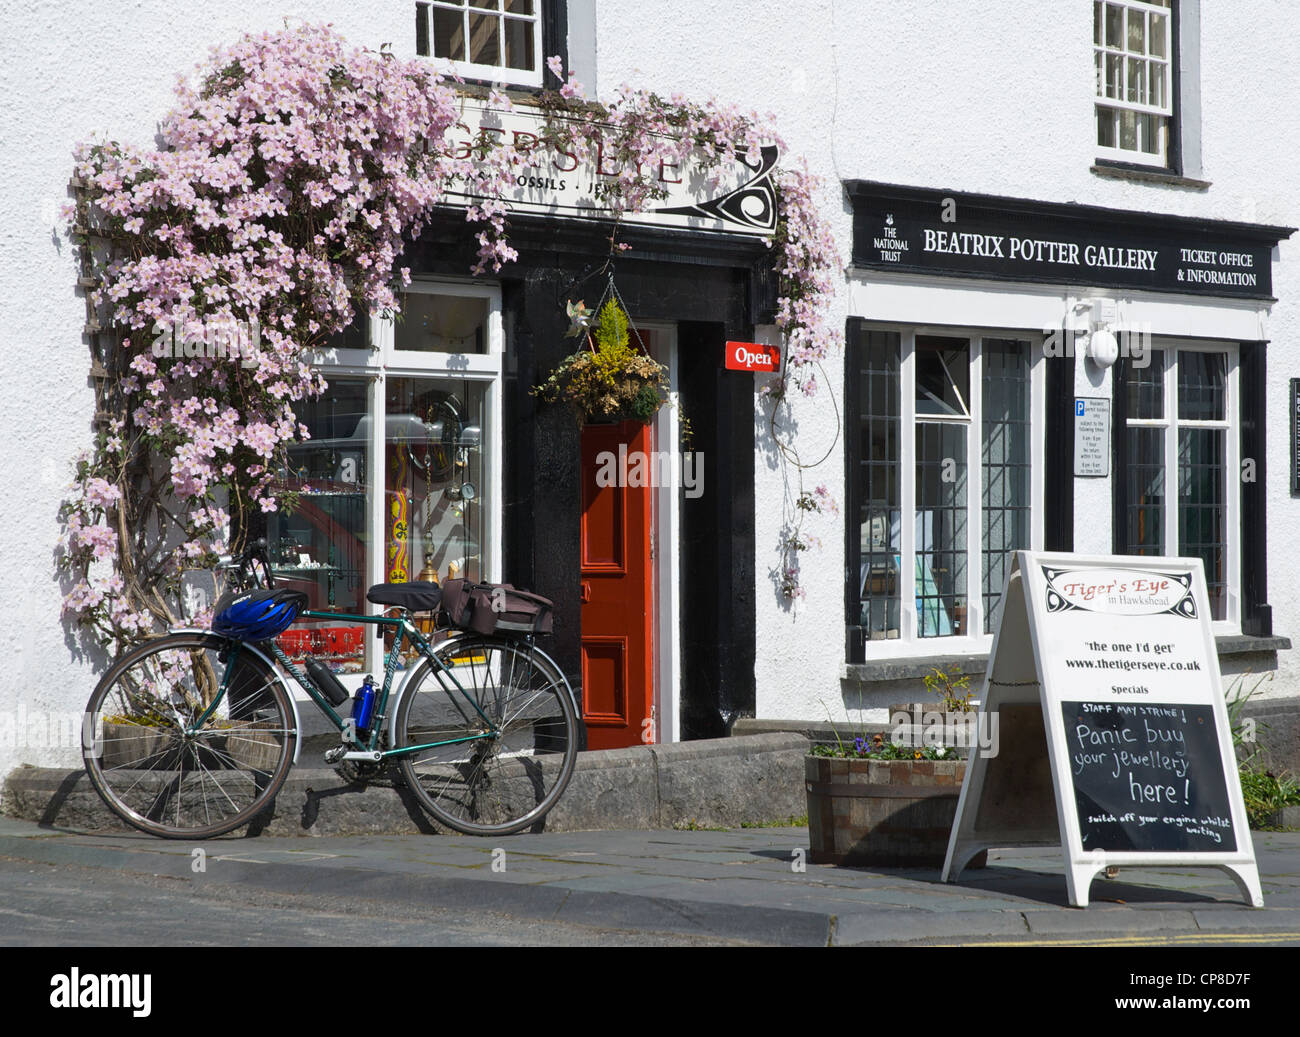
533, 297, 668, 424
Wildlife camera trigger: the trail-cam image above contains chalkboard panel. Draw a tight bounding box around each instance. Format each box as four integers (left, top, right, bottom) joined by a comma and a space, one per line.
1061, 701, 1236, 853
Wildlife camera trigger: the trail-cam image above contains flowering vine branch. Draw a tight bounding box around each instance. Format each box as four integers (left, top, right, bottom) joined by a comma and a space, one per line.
62, 23, 841, 655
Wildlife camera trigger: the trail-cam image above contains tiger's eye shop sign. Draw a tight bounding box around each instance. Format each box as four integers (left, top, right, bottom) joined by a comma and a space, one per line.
848, 182, 1295, 300
943, 553, 1263, 908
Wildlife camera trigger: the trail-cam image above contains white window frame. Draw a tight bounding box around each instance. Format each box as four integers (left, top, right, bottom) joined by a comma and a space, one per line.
310, 279, 506, 673
860, 325, 1046, 658
1125, 340, 1240, 632
1094, 0, 1175, 167
422, 1, 545, 89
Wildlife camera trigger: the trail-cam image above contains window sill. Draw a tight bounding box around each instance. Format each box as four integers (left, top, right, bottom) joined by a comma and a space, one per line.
1216, 634, 1292, 656
1091, 162, 1212, 190
842, 635, 1291, 683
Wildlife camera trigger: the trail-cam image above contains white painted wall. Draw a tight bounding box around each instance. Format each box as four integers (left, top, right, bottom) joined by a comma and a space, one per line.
0, 1, 1296, 781
0, 2, 421, 777
591, 0, 1300, 720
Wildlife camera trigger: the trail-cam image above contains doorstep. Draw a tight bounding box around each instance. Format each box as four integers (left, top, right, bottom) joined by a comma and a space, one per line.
0, 733, 809, 837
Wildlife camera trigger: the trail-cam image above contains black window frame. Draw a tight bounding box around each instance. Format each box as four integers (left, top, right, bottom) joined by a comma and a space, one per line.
1093, 0, 1183, 177
1112, 341, 1269, 635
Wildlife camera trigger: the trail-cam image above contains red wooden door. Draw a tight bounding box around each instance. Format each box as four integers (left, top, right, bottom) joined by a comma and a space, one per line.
580, 420, 655, 751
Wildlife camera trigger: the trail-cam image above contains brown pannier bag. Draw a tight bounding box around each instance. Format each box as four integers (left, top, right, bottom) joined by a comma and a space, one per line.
439, 580, 554, 636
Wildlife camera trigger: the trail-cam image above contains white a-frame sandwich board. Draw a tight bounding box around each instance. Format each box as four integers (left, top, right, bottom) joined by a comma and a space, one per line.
941, 551, 1262, 908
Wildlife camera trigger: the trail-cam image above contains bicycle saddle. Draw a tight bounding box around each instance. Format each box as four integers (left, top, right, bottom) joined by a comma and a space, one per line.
366, 581, 442, 612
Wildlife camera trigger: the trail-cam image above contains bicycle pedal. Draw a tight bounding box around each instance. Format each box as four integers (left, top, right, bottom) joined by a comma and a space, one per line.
323, 746, 348, 765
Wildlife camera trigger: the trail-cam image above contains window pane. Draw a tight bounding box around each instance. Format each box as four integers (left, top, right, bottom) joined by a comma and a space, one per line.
1127, 350, 1164, 419
504, 15, 535, 70
1106, 3, 1123, 48
395, 292, 489, 354
1179, 429, 1227, 620
1120, 108, 1138, 150
1094, 1, 1103, 46
386, 378, 488, 588
433, 7, 465, 61
327, 313, 369, 350
1127, 57, 1146, 104
504, 0, 534, 12
1151, 61, 1167, 109
1150, 12, 1168, 57
1139, 112, 1160, 154
917, 423, 967, 638
1097, 106, 1117, 148
269, 379, 372, 673
470, 0, 499, 8
1178, 351, 1227, 421
854, 330, 901, 642
915, 336, 970, 417
1105, 53, 1123, 98
469, 11, 501, 65
1126, 7, 1146, 53
982, 341, 1031, 634
1127, 427, 1165, 557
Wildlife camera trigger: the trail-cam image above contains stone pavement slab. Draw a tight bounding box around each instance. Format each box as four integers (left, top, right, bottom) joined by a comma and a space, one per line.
0, 818, 1297, 946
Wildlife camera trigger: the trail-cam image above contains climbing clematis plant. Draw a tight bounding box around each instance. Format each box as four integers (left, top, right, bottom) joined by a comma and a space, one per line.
62, 23, 839, 655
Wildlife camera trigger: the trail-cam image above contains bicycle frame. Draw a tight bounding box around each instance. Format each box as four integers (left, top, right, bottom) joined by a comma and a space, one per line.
171, 610, 504, 766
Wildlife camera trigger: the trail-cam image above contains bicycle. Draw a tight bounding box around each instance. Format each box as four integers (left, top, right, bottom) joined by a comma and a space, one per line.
80, 540, 580, 840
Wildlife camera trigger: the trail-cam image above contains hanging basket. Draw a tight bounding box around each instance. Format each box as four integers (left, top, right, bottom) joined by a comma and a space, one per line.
533, 277, 668, 426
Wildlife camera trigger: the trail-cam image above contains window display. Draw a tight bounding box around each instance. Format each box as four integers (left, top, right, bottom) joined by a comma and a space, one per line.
265, 285, 502, 674
847, 324, 1037, 653
268, 379, 371, 673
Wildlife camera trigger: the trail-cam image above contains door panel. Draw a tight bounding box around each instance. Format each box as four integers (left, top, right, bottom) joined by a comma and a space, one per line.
580, 420, 654, 750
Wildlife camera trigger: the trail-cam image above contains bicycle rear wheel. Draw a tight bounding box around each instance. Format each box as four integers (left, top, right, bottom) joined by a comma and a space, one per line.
394, 636, 579, 836
82, 632, 296, 839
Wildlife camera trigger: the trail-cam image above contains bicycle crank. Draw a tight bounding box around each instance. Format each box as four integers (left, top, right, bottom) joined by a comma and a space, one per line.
323, 746, 383, 765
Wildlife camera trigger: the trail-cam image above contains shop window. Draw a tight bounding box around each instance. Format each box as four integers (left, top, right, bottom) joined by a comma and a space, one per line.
1118, 346, 1237, 624
383, 377, 487, 586
846, 325, 1039, 656
269, 380, 372, 672
981, 341, 1032, 634
268, 282, 503, 674
1094, 0, 1176, 168
854, 330, 901, 641
395, 291, 489, 354
416, 0, 545, 88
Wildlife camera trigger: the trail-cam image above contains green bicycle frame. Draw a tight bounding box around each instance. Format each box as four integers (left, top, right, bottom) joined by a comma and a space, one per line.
193, 609, 498, 760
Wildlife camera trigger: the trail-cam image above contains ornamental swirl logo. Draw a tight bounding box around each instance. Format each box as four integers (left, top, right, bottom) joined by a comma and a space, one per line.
1042, 566, 1197, 619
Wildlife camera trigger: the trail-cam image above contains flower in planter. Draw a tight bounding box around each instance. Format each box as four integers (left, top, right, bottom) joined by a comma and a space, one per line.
533, 297, 668, 425
811, 739, 953, 761
924, 664, 975, 713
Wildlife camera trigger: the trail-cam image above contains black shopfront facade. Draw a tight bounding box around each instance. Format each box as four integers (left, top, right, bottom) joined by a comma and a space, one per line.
843, 182, 1294, 692
409, 214, 767, 741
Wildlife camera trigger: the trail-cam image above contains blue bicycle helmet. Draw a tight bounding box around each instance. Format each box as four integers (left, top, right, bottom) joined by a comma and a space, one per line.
212, 588, 308, 642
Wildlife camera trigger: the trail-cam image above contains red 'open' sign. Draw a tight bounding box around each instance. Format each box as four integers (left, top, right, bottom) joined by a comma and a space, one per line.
725, 341, 780, 372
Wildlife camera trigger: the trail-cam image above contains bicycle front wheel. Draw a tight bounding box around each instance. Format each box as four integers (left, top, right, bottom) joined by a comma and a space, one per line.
394, 636, 579, 836
82, 633, 296, 839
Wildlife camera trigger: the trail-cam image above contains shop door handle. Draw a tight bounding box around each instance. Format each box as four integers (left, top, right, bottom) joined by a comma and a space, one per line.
580, 581, 592, 604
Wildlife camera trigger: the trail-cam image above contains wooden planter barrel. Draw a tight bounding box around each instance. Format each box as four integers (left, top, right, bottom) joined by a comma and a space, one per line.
805, 755, 987, 869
